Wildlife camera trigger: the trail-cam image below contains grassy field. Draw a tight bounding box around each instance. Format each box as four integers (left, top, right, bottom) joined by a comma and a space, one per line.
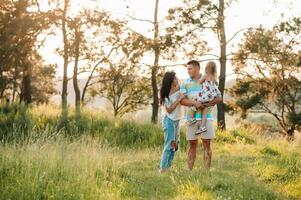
0, 104, 301, 200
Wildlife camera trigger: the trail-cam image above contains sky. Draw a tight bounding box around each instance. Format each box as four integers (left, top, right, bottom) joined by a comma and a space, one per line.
38, 0, 301, 80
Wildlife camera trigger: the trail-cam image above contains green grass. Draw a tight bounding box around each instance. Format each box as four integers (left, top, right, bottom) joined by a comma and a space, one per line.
0, 104, 301, 199
1, 136, 300, 200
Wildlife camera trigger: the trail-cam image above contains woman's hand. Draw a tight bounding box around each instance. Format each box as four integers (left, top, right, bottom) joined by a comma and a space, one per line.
179, 93, 187, 101
166, 93, 187, 113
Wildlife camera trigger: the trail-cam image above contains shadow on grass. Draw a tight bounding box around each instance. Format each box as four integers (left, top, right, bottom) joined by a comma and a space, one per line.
118, 160, 177, 200
116, 149, 285, 200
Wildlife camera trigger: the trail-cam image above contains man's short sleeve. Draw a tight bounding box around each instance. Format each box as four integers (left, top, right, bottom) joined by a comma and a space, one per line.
180, 80, 187, 94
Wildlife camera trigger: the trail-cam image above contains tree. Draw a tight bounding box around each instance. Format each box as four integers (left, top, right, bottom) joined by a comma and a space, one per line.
0, 0, 55, 104
151, 0, 160, 124
67, 9, 125, 117
89, 32, 151, 117
60, 0, 69, 127
228, 17, 301, 139
123, 0, 161, 123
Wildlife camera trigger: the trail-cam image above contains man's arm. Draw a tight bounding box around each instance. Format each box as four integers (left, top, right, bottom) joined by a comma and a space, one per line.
180, 98, 194, 107
181, 96, 221, 109
203, 96, 222, 107
180, 98, 205, 108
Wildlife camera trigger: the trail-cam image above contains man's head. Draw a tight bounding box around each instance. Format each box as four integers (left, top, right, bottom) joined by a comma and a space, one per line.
186, 60, 200, 79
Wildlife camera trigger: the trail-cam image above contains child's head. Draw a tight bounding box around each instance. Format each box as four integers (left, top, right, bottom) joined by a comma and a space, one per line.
205, 61, 217, 81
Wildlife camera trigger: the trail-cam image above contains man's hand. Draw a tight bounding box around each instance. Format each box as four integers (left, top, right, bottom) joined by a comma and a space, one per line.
193, 101, 205, 109
203, 96, 223, 107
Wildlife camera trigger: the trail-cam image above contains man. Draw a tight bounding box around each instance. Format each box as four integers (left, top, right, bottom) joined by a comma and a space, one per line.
180, 60, 222, 170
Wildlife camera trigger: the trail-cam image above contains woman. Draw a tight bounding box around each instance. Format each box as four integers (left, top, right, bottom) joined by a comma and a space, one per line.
159, 71, 186, 173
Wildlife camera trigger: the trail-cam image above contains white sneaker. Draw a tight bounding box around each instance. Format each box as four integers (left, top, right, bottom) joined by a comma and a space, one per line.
195, 126, 207, 135
191, 107, 197, 112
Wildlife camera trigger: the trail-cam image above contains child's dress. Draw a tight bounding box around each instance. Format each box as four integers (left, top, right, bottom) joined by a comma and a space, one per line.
197, 79, 220, 103
188, 78, 221, 120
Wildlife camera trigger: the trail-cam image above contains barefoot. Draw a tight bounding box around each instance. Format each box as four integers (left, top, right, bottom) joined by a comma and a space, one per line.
159, 168, 168, 173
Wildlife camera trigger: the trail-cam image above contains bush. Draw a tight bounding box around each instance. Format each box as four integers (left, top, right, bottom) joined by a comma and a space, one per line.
0, 104, 164, 148
215, 127, 257, 144
0, 103, 32, 142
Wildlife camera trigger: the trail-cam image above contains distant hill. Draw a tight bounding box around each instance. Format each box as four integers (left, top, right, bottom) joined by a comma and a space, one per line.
50, 77, 237, 121
50, 77, 109, 110
224, 78, 236, 102
51, 77, 236, 105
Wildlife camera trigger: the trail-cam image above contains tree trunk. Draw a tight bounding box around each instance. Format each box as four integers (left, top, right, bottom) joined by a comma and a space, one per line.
114, 108, 118, 117
73, 26, 81, 117
217, 0, 226, 130
285, 126, 295, 141
0, 69, 5, 99
81, 46, 117, 105
81, 62, 98, 105
12, 81, 16, 103
20, 64, 32, 104
151, 0, 160, 124
60, 0, 69, 128
11, 67, 18, 103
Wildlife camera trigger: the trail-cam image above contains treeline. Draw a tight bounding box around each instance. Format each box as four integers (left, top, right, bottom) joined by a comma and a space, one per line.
0, 0, 300, 138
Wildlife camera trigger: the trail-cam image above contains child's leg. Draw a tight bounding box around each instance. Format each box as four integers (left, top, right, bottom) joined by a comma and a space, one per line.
192, 110, 196, 121
201, 107, 208, 127
186, 109, 196, 124
195, 107, 208, 135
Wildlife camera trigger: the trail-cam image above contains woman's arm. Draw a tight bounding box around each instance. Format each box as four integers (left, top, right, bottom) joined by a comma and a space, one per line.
165, 93, 186, 113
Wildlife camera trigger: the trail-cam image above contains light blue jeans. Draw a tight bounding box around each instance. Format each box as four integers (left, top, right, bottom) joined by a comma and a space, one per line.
160, 115, 180, 170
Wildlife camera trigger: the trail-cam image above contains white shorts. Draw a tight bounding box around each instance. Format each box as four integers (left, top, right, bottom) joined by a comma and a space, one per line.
186, 120, 215, 140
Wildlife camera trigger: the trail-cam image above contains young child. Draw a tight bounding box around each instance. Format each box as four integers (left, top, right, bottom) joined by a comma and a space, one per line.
189, 61, 221, 135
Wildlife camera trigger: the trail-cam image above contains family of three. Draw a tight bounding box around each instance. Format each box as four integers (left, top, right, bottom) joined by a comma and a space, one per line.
159, 60, 222, 173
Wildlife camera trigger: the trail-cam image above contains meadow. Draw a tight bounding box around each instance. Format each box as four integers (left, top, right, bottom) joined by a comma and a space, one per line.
0, 104, 301, 200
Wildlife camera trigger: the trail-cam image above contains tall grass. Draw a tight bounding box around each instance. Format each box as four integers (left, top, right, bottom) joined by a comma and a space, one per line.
0, 103, 300, 199
0, 103, 166, 148
1, 134, 300, 199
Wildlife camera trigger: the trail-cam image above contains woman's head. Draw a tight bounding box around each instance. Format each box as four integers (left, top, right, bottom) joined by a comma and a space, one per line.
205, 61, 217, 81
160, 71, 178, 105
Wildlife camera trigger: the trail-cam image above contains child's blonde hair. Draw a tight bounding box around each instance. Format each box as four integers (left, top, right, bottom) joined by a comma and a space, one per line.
205, 61, 217, 82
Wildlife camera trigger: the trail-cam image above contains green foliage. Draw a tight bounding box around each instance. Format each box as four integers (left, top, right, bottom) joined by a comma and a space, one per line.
0, 103, 32, 142
229, 17, 301, 137
0, 0, 56, 104
287, 112, 301, 125
89, 32, 152, 117
260, 147, 280, 156
215, 128, 256, 144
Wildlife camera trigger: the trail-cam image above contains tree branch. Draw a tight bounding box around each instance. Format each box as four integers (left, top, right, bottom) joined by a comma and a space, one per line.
123, 13, 154, 25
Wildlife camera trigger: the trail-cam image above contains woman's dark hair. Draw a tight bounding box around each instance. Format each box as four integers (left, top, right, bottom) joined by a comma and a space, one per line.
160, 71, 176, 105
